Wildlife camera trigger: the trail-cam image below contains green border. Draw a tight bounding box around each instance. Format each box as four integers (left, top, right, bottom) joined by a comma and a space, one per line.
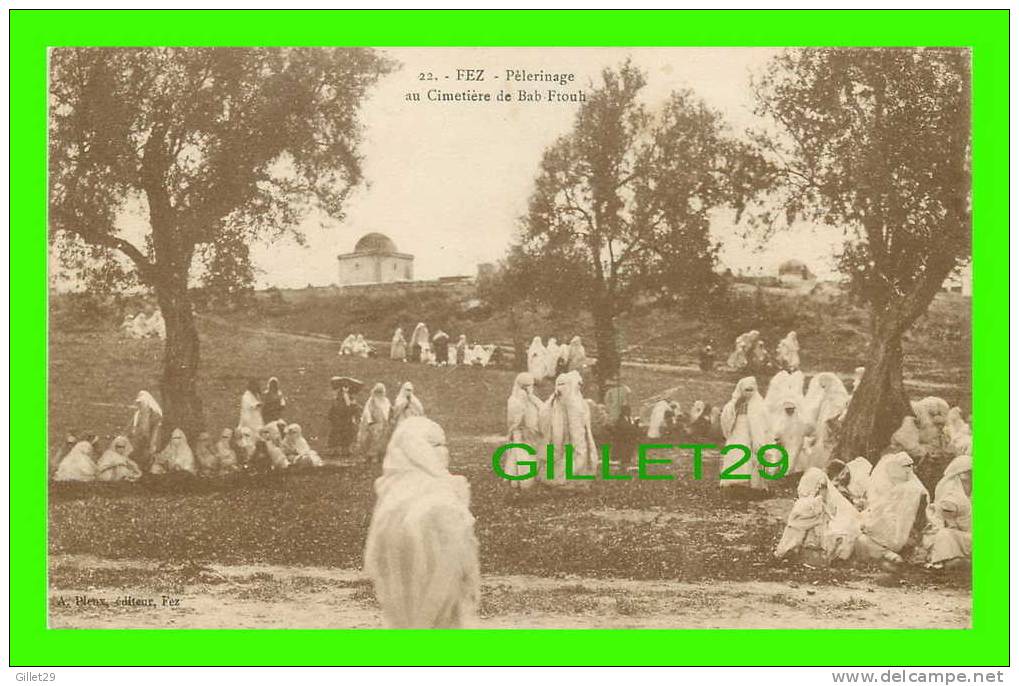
11, 9, 1008, 666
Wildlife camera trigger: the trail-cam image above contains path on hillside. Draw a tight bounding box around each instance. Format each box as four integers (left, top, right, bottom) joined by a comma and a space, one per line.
48, 554, 969, 630
197, 314, 964, 394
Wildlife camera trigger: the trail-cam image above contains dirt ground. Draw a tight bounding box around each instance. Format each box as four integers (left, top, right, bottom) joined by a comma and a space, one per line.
49, 554, 969, 630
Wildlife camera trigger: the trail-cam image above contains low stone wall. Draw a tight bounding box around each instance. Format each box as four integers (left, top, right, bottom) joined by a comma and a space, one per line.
265, 277, 477, 301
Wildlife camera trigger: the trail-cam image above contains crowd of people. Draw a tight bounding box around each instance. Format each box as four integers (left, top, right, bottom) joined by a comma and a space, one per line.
48, 371, 437, 483
53, 318, 972, 628
526, 335, 588, 381
119, 306, 166, 340
389, 323, 499, 368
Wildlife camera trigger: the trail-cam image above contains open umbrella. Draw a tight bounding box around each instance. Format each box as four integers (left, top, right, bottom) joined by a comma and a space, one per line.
330, 376, 365, 392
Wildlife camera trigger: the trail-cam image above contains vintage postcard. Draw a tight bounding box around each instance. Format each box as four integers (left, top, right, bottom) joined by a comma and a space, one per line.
47, 46, 972, 630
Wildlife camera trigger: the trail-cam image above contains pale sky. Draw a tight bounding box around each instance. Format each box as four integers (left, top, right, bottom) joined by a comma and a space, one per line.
250, 47, 840, 288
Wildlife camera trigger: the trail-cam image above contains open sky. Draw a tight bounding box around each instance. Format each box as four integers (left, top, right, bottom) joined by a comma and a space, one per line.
249, 47, 841, 288
52, 48, 846, 291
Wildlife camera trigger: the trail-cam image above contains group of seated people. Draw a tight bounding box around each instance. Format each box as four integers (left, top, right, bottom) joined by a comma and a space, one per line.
51, 369, 443, 484
119, 306, 166, 340
51, 386, 327, 483
339, 333, 375, 358
392, 323, 499, 368
776, 450, 972, 572
637, 364, 971, 571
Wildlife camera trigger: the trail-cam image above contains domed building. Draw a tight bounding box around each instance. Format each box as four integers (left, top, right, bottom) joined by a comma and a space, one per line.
336, 232, 414, 285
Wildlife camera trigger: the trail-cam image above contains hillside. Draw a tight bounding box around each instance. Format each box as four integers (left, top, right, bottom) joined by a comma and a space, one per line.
51, 279, 971, 404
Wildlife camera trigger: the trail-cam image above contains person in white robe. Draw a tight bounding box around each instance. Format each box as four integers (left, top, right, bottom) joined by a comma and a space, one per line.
774, 398, 814, 475
357, 383, 392, 466
586, 398, 609, 441
890, 416, 926, 460
233, 426, 257, 467
409, 322, 430, 363
131, 312, 151, 338
193, 431, 219, 477
943, 407, 972, 456
340, 334, 357, 356
151, 428, 196, 475
727, 330, 759, 370
544, 337, 560, 378
96, 436, 143, 482
686, 400, 715, 443
54, 440, 98, 482
471, 344, 492, 367
127, 391, 163, 471
647, 400, 675, 440
504, 372, 543, 490
922, 455, 971, 569
237, 380, 264, 436
855, 452, 928, 564
390, 327, 407, 361
764, 368, 805, 429
148, 309, 166, 339
775, 467, 861, 564
215, 428, 240, 474
391, 382, 425, 426
120, 314, 136, 337
539, 371, 598, 486
802, 372, 850, 469
363, 416, 480, 628
719, 376, 774, 491
353, 334, 370, 358
283, 423, 323, 468
912, 396, 951, 456
566, 336, 587, 373
255, 423, 289, 470
776, 331, 801, 370
527, 336, 547, 381
834, 456, 873, 509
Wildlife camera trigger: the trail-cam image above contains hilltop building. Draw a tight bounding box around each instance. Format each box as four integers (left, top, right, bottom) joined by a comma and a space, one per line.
337, 232, 414, 286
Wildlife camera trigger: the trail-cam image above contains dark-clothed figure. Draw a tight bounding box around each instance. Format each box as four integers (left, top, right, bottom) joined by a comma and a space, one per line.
328, 380, 361, 456
699, 344, 715, 373
262, 376, 287, 424
432, 331, 450, 367
603, 378, 638, 470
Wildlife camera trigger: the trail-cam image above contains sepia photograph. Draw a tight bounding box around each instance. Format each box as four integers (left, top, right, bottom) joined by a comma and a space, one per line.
46, 46, 972, 631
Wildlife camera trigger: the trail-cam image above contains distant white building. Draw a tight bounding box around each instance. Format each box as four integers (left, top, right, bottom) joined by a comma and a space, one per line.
943, 261, 972, 296
777, 259, 815, 284
336, 233, 414, 286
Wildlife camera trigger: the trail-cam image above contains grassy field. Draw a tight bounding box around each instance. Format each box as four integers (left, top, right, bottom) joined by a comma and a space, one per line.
53, 283, 971, 398
49, 317, 969, 597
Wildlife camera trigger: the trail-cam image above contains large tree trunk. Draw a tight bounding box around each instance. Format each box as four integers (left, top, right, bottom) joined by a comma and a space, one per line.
154, 276, 205, 447
833, 322, 911, 461
591, 296, 621, 398
834, 262, 955, 461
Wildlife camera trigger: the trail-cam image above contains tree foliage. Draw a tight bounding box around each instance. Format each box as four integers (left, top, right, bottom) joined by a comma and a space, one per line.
754, 48, 971, 319
49, 47, 393, 435
753, 48, 971, 457
514, 60, 768, 386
